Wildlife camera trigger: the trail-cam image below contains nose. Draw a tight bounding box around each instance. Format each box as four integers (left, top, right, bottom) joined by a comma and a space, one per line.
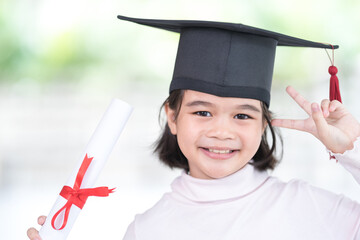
206, 116, 236, 140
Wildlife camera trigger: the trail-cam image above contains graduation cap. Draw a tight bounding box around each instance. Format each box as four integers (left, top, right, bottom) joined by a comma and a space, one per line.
117, 15, 341, 106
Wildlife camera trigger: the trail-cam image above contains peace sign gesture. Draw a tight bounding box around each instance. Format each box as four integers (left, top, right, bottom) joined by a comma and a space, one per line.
271, 86, 360, 154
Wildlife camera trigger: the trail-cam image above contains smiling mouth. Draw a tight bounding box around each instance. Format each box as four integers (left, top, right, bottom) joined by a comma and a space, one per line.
203, 148, 237, 154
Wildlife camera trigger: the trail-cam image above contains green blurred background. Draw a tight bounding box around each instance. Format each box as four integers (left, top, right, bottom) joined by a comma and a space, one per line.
1, 0, 360, 239
2, 0, 359, 87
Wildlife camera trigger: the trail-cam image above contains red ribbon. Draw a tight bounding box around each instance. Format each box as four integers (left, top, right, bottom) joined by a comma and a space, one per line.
51, 154, 115, 230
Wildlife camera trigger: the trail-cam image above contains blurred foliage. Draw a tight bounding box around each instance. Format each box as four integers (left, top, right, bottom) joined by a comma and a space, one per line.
0, 11, 98, 83
0, 0, 359, 87
0, 12, 22, 81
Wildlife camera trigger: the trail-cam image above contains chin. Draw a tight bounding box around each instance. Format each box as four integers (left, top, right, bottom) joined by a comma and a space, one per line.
204, 168, 241, 179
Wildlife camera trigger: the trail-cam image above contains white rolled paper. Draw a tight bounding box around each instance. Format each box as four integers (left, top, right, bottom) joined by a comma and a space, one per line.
39, 98, 133, 240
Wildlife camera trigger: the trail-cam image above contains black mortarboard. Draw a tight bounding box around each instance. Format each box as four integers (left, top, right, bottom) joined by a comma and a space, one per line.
117, 15, 339, 106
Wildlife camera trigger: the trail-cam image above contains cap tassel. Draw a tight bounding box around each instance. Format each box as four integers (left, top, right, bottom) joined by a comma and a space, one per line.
326, 46, 342, 103
329, 66, 342, 102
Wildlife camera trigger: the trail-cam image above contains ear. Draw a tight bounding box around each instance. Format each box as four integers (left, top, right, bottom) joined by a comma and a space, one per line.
262, 121, 268, 134
165, 103, 177, 135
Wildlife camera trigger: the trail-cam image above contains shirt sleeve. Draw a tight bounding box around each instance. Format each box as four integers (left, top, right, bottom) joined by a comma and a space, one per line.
301, 181, 360, 239
328, 137, 360, 239
330, 137, 360, 185
122, 221, 137, 240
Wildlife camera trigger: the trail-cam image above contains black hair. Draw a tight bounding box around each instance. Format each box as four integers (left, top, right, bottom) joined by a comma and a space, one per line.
154, 89, 282, 172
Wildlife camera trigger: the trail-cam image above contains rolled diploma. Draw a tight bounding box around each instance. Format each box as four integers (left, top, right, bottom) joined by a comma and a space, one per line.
39, 98, 133, 240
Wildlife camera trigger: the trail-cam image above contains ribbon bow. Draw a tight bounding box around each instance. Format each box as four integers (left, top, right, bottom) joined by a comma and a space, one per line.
51, 154, 114, 230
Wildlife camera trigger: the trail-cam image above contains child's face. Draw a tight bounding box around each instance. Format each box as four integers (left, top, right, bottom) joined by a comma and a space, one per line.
166, 90, 265, 179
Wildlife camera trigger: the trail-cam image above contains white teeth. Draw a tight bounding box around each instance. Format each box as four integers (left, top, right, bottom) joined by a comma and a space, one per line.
208, 149, 233, 154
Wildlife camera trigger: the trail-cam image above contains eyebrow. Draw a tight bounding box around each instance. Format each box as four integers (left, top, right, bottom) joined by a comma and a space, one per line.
185, 100, 214, 107
236, 104, 261, 113
185, 100, 261, 113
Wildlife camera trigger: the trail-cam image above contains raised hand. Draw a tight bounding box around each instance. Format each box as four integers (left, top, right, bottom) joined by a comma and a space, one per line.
271, 86, 360, 154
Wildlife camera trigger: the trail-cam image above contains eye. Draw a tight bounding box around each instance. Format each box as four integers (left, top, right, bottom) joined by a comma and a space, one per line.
234, 114, 251, 120
195, 111, 212, 117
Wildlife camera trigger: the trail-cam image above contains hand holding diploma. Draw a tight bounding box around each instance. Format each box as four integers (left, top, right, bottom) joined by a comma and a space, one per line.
27, 216, 46, 240
27, 98, 133, 240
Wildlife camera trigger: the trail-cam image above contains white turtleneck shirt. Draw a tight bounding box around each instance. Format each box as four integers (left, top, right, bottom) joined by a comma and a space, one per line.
123, 139, 360, 240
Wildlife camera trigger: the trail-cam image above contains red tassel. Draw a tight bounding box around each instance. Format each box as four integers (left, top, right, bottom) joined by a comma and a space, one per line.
328, 65, 342, 102
326, 45, 342, 103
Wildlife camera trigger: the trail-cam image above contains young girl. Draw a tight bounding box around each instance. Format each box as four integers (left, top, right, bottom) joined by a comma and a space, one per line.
27, 16, 360, 239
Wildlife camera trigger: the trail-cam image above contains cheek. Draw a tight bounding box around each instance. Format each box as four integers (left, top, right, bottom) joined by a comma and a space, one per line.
175, 118, 206, 158
241, 124, 264, 151
175, 129, 198, 163
176, 120, 199, 144
175, 118, 194, 144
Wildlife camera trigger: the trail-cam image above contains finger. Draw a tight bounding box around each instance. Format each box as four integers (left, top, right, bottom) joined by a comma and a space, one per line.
271, 118, 307, 132
27, 227, 41, 240
286, 86, 312, 115
38, 216, 46, 226
311, 103, 330, 140
321, 99, 330, 118
329, 100, 342, 112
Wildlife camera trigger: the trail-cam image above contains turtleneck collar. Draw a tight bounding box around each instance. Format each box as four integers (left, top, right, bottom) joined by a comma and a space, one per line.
170, 164, 269, 203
